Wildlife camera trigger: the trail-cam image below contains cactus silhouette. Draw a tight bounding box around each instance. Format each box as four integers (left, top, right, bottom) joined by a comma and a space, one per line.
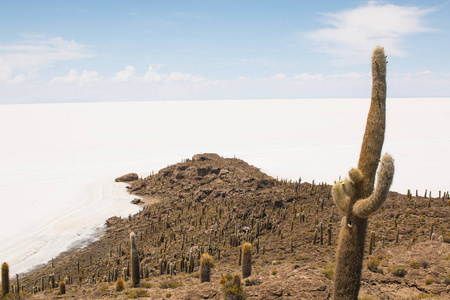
332, 46, 395, 300
130, 232, 140, 287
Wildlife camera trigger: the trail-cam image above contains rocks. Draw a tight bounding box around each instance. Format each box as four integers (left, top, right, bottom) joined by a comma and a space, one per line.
131, 198, 141, 205
115, 173, 139, 182
192, 153, 221, 161
105, 216, 121, 227
197, 167, 212, 177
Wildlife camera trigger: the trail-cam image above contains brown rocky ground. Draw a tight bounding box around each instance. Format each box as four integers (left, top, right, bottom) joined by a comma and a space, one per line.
12, 153, 450, 299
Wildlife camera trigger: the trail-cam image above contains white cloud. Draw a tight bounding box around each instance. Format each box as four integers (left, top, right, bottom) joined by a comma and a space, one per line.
293, 73, 324, 81
51, 69, 101, 85
1, 69, 449, 103
305, 2, 434, 64
166, 72, 204, 82
113, 64, 205, 83
112, 66, 136, 82
143, 65, 164, 82
416, 70, 432, 76
9, 74, 27, 84
270, 73, 286, 80
0, 36, 92, 77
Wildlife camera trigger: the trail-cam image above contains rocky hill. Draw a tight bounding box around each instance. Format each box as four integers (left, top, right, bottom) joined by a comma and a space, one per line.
15, 153, 450, 299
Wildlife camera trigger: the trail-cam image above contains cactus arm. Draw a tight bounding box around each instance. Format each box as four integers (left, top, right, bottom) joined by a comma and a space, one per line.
332, 181, 350, 213
348, 168, 364, 184
353, 153, 394, 218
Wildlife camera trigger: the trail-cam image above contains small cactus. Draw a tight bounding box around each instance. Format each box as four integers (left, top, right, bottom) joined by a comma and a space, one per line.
115, 278, 125, 292
59, 281, 66, 295
2, 262, 9, 298
130, 232, 140, 287
200, 253, 214, 283
242, 242, 252, 279
15, 273, 19, 294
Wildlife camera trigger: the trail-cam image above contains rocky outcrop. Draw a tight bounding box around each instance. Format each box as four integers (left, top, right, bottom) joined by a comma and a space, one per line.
130, 198, 141, 205
115, 173, 139, 182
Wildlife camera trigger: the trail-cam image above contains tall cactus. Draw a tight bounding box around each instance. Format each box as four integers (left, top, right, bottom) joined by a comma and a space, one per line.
332, 46, 394, 299
130, 232, 140, 287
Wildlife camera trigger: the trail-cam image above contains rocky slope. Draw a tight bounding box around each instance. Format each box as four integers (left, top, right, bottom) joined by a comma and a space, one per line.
15, 153, 450, 299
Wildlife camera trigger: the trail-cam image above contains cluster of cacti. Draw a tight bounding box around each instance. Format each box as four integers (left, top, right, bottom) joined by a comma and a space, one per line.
332, 46, 394, 299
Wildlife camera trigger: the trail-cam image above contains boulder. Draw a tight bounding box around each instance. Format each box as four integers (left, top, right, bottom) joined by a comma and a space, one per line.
115, 173, 139, 182
131, 198, 141, 205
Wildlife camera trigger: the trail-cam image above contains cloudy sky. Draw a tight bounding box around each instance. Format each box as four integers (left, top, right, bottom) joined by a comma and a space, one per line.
0, 0, 449, 103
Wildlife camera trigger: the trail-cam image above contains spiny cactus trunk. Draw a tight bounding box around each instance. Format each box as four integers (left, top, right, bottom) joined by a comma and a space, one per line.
130, 232, 140, 287
334, 217, 367, 299
333, 47, 393, 300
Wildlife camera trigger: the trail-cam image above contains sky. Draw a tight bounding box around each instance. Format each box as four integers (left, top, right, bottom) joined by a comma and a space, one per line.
0, 0, 449, 103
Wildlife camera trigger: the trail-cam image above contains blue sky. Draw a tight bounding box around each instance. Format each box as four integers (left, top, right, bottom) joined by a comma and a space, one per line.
0, 0, 449, 103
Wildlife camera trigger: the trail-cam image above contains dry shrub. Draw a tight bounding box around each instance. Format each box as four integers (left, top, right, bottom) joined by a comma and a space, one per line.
409, 260, 419, 269
367, 256, 382, 273
390, 265, 407, 277
321, 263, 335, 280
220, 273, 244, 300
159, 280, 183, 289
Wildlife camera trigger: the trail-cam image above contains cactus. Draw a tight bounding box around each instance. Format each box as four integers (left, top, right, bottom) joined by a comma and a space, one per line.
368, 231, 375, 255
59, 281, 66, 295
2, 262, 9, 298
200, 253, 214, 283
130, 232, 140, 287
242, 242, 252, 279
50, 273, 56, 289
332, 46, 394, 300
115, 278, 125, 292
15, 274, 19, 293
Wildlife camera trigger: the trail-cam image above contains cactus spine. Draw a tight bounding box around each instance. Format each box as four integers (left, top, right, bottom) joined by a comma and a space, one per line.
130, 232, 140, 287
332, 46, 394, 300
242, 242, 252, 279
200, 253, 213, 283
2, 262, 9, 298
